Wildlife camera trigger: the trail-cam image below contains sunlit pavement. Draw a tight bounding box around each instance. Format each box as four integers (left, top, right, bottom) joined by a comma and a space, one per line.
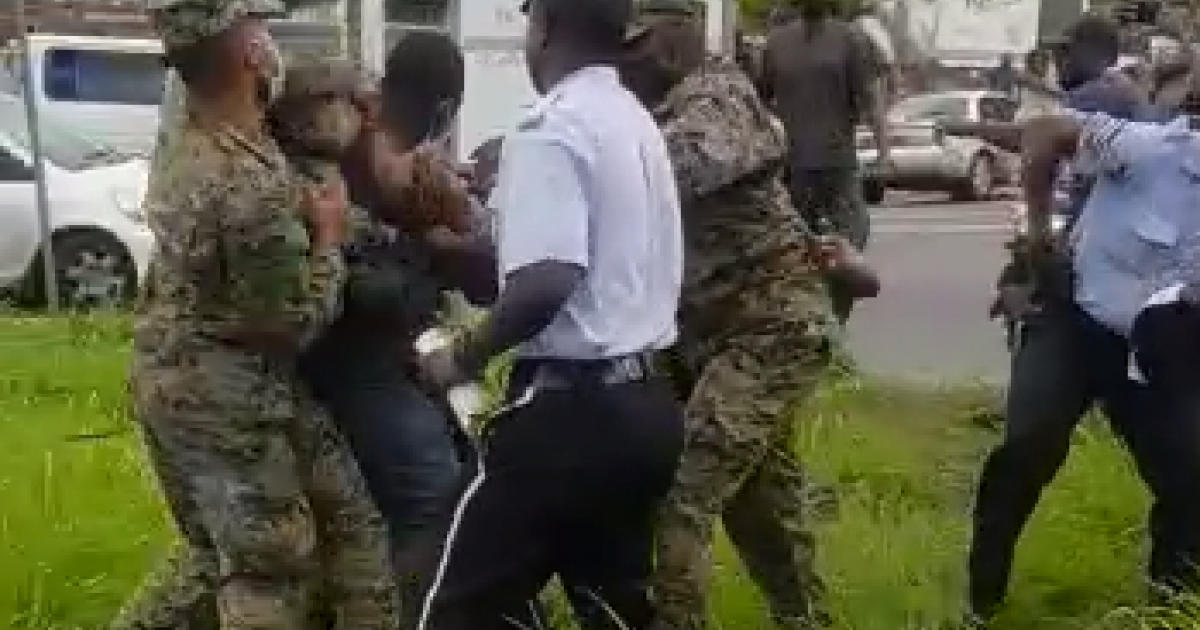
847, 195, 1012, 385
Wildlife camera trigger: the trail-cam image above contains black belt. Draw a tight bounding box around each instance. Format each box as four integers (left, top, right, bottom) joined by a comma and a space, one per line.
513, 353, 656, 391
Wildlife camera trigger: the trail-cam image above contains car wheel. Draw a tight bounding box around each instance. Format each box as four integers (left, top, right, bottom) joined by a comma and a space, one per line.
863, 179, 886, 205
18, 229, 138, 310
953, 153, 996, 202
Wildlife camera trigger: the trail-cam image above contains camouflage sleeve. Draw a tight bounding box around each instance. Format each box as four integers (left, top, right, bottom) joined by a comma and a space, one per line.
221, 174, 346, 349
661, 88, 781, 199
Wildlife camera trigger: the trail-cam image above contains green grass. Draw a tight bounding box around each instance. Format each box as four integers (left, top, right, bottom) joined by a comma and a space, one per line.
0, 314, 1194, 629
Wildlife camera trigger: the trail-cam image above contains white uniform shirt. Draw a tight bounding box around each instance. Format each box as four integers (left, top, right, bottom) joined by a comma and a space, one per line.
489, 65, 683, 360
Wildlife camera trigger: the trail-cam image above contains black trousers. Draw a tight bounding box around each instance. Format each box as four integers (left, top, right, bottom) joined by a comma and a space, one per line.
1130, 301, 1200, 594
969, 301, 1200, 615
416, 358, 686, 630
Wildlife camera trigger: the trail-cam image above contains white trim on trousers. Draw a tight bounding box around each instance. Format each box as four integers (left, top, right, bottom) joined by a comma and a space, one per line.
415, 466, 487, 630
415, 386, 538, 630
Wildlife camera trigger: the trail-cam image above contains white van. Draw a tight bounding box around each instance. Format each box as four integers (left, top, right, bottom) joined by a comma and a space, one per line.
2, 34, 164, 156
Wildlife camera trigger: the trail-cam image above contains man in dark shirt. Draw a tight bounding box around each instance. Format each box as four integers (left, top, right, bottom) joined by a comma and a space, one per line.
757, 0, 889, 323
295, 34, 487, 625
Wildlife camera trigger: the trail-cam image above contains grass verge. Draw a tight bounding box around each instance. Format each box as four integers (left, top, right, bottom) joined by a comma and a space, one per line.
0, 313, 1190, 629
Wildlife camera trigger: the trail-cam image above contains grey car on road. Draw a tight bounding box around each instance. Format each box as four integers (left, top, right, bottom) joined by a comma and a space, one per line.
859, 90, 1019, 204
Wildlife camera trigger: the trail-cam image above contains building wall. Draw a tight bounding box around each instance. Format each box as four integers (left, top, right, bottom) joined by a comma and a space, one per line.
0, 0, 152, 40
0, 0, 447, 43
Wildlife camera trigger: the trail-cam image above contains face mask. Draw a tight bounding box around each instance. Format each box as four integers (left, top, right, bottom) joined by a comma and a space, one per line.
252, 36, 286, 105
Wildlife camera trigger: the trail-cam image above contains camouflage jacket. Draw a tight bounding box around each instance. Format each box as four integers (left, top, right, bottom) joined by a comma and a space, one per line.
656, 57, 837, 346
134, 115, 345, 365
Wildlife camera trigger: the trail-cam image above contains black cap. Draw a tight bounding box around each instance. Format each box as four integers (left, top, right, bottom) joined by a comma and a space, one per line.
519, 0, 633, 47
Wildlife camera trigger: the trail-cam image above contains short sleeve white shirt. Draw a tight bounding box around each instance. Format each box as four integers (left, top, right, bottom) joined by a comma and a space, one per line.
489, 65, 683, 360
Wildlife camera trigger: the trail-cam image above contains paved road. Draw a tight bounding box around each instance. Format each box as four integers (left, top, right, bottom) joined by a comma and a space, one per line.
847, 196, 1013, 385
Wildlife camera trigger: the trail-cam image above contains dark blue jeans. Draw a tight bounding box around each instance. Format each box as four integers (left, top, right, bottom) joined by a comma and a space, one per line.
300, 339, 465, 563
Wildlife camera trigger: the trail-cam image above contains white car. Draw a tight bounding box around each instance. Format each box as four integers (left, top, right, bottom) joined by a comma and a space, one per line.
0, 95, 152, 307
859, 90, 1020, 203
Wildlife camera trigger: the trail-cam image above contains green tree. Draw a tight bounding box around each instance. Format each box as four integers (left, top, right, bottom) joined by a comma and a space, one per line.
740, 0, 775, 25
739, 0, 854, 29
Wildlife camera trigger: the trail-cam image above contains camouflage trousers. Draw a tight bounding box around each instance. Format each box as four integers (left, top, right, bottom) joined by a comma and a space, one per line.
112, 353, 398, 630
652, 324, 833, 630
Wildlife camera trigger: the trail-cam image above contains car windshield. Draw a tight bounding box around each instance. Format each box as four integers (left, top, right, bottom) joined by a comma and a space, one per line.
0, 96, 129, 170
890, 94, 972, 123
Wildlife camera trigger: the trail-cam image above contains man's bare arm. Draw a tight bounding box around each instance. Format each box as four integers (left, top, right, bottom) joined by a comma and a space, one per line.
1021, 115, 1081, 243
940, 121, 1024, 153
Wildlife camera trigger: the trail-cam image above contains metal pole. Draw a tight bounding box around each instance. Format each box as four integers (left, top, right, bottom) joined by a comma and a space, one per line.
447, 0, 462, 158
359, 0, 385, 76
338, 0, 351, 57
15, 0, 59, 310
722, 0, 736, 55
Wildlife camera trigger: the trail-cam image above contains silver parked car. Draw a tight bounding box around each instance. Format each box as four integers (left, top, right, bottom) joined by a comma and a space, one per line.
859, 90, 1019, 204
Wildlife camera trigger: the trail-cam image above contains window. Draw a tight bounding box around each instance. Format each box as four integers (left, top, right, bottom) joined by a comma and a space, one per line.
0, 99, 126, 171
43, 48, 165, 106
0, 147, 31, 181
979, 97, 1017, 123
890, 95, 971, 123
0, 50, 19, 95
385, 0, 448, 23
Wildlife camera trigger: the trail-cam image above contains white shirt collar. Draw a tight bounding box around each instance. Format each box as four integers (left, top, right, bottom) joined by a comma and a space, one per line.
528, 65, 619, 116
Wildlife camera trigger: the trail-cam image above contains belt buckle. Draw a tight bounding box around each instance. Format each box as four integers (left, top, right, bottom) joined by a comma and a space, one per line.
604, 354, 648, 385
530, 365, 570, 390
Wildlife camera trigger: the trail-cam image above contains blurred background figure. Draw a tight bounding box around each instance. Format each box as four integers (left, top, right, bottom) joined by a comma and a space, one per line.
758, 0, 889, 324
1015, 47, 1061, 120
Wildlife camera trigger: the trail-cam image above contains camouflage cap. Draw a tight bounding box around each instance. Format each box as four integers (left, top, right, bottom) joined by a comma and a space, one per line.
626, 0, 701, 42
282, 56, 374, 100
149, 0, 285, 51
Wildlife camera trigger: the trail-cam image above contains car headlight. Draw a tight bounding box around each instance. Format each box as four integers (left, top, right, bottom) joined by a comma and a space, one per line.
111, 188, 146, 224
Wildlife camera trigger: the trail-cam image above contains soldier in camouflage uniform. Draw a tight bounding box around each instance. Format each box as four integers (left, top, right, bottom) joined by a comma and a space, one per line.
618, 3, 879, 629
116, 2, 398, 629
